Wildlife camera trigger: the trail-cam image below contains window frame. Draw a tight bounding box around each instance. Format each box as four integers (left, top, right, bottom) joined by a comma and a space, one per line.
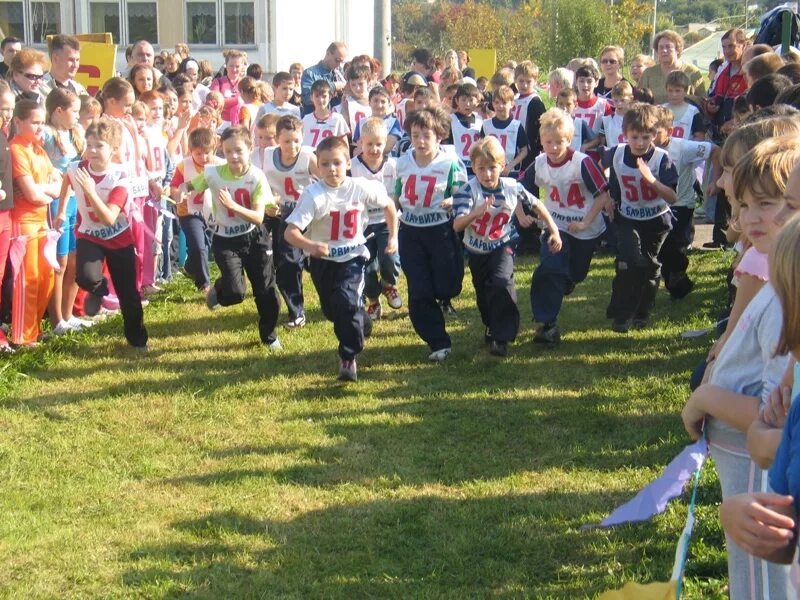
185, 0, 256, 49
0, 0, 66, 45
88, 0, 158, 46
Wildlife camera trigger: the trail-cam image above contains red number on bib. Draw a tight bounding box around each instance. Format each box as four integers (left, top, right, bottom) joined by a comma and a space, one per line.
330, 209, 360, 240
577, 113, 596, 128
511, 105, 522, 120
472, 211, 510, 240
153, 147, 163, 172
491, 133, 508, 149
621, 175, 658, 202
310, 128, 321, 146
672, 126, 685, 138
403, 174, 437, 208
354, 112, 366, 125
226, 188, 251, 217
566, 184, 585, 209
460, 133, 474, 157
284, 177, 300, 200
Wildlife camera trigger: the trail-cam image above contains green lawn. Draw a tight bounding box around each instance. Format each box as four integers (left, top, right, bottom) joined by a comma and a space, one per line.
0, 250, 732, 599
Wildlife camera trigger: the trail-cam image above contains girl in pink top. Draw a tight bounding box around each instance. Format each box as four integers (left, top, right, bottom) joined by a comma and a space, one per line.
210, 50, 247, 128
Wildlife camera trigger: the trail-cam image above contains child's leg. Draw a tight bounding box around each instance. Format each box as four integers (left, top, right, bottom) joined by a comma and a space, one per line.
310, 257, 367, 360
179, 215, 210, 290
374, 223, 401, 289
130, 197, 146, 291
609, 217, 646, 322
532, 232, 571, 325
211, 233, 247, 306
634, 215, 671, 320
0, 210, 10, 345
141, 200, 158, 287
431, 223, 464, 305
400, 224, 451, 352
11, 223, 53, 345
363, 224, 381, 300
276, 218, 305, 320
242, 224, 281, 345
484, 246, 519, 342
468, 252, 491, 330
160, 207, 173, 281
658, 207, 693, 298
105, 243, 148, 348
75, 237, 108, 297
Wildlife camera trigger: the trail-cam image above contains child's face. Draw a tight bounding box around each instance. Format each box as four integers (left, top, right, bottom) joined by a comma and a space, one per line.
0, 92, 14, 128
625, 128, 654, 156
146, 98, 164, 124
256, 126, 276, 149
653, 126, 671, 147
410, 125, 439, 157
473, 157, 503, 189
556, 98, 576, 115
55, 100, 81, 130
312, 89, 330, 111
717, 165, 734, 200
575, 76, 596, 98
317, 147, 350, 187
540, 129, 571, 162
133, 69, 154, 94
133, 112, 147, 133
85, 134, 113, 168
738, 190, 785, 254
361, 133, 386, 162
456, 93, 479, 115
275, 82, 292, 103
442, 90, 456, 107
175, 93, 190, 115
107, 91, 135, 117
385, 81, 398, 95
630, 61, 645, 81
277, 128, 302, 159
222, 136, 251, 175
665, 85, 686, 106
414, 96, 433, 111
14, 108, 45, 140
613, 96, 631, 114
492, 98, 512, 119
516, 76, 535, 95
190, 146, 215, 166
350, 77, 369, 100
548, 80, 562, 100
777, 165, 800, 224
369, 94, 391, 117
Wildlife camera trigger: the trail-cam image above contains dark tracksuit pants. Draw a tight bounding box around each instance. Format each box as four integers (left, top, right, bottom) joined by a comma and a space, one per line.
211, 224, 280, 345
178, 214, 210, 290
364, 222, 401, 299
531, 231, 598, 325
468, 244, 518, 343
75, 238, 148, 348
275, 216, 305, 320
658, 206, 694, 297
712, 189, 731, 246
399, 222, 463, 352
309, 256, 370, 361
608, 212, 672, 322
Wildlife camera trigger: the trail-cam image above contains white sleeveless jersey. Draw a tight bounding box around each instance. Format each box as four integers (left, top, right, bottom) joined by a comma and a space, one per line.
287, 177, 390, 262
458, 177, 532, 254
601, 114, 626, 146
534, 151, 606, 240
574, 97, 610, 134
203, 164, 269, 237
667, 137, 715, 208
142, 124, 167, 183
396, 150, 467, 227
612, 145, 670, 220
250, 145, 274, 172
350, 156, 397, 225
569, 117, 587, 152
451, 113, 483, 168
336, 96, 371, 131
665, 103, 700, 140
395, 97, 412, 130
301, 112, 349, 147
262, 146, 315, 217
69, 161, 131, 241
512, 93, 538, 127
482, 118, 521, 167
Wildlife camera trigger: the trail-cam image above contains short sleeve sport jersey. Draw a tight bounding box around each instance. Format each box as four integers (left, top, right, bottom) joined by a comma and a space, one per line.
173, 156, 224, 218
665, 137, 716, 208
69, 159, 133, 250
453, 176, 537, 254
262, 146, 315, 218
286, 177, 390, 262
350, 155, 397, 225
605, 144, 677, 220
394, 149, 467, 227
301, 112, 349, 147
191, 163, 270, 237
532, 149, 608, 240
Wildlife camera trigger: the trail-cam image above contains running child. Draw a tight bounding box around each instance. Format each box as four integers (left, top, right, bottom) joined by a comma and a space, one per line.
337, 64, 372, 135
284, 135, 398, 381
262, 115, 318, 328
395, 107, 468, 361
663, 71, 706, 140
349, 117, 402, 320
573, 65, 613, 139
454, 136, 557, 356
600, 81, 634, 146
181, 126, 282, 350
603, 102, 678, 332
353, 86, 402, 156
526, 108, 610, 344
237, 76, 270, 133
301, 79, 349, 149
481, 84, 528, 178
257, 71, 301, 121
556, 89, 598, 153
251, 113, 279, 171
446, 82, 483, 174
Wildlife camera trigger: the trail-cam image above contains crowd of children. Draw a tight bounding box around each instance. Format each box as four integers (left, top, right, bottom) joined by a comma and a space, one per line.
6, 30, 800, 595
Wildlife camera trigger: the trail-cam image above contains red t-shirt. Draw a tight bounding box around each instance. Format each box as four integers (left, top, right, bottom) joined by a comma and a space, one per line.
74, 160, 134, 250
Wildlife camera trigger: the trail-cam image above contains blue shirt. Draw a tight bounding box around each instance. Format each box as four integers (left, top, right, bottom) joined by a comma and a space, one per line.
301, 61, 345, 115
769, 392, 800, 514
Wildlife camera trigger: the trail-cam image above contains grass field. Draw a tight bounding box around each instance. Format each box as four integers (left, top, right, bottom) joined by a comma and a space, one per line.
0, 250, 733, 599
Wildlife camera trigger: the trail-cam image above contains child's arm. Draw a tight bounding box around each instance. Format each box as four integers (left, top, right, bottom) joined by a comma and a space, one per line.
72, 168, 121, 226
636, 157, 677, 204
681, 383, 761, 440
217, 187, 265, 224
283, 222, 328, 258
504, 146, 528, 176
526, 200, 562, 252
568, 190, 609, 234
720, 493, 797, 564
52, 176, 73, 229
384, 134, 398, 156
748, 359, 792, 468
748, 420, 786, 469
383, 202, 398, 254
15, 173, 60, 205
308, 154, 320, 179
708, 273, 765, 361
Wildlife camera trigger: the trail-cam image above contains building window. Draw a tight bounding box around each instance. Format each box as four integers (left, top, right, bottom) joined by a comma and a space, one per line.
0, 2, 24, 39
0, 0, 62, 43
186, 0, 255, 46
30, 2, 59, 43
88, 1, 157, 45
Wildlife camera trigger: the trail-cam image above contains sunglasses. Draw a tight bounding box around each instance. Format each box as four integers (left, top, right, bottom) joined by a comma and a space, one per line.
21, 72, 45, 81
601, 59, 618, 64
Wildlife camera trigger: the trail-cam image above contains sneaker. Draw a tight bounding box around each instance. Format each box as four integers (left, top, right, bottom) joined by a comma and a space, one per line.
95, 306, 119, 318
382, 285, 403, 309
440, 300, 458, 317
134, 345, 149, 355
611, 318, 632, 334
669, 275, 695, 300
140, 298, 150, 308
206, 286, 219, 310
338, 358, 357, 381
564, 281, 576, 296
141, 284, 162, 296
632, 317, 649, 330
489, 340, 508, 357
284, 315, 306, 329
102, 295, 120, 311
428, 347, 451, 362
534, 322, 561, 344
367, 300, 382, 321
53, 320, 74, 336
67, 316, 94, 329
0, 343, 15, 354
701, 241, 724, 250
84, 293, 104, 317
267, 338, 283, 351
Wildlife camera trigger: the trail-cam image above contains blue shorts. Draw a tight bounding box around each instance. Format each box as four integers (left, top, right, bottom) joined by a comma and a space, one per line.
50, 194, 77, 257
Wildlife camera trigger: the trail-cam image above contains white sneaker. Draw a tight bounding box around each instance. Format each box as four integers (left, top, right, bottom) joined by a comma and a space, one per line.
53, 320, 74, 336
428, 347, 451, 362
141, 284, 162, 296
382, 285, 403, 309
68, 316, 95, 329
267, 338, 283, 351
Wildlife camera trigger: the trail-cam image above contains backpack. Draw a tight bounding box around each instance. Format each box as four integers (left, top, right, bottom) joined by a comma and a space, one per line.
755, 6, 800, 48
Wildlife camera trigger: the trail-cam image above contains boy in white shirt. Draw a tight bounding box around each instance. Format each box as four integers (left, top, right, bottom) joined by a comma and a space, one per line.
257, 72, 301, 122
301, 79, 349, 148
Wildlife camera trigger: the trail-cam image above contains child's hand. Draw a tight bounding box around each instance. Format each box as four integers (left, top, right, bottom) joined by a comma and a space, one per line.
308, 241, 329, 258
720, 493, 796, 558
681, 391, 706, 440
636, 157, 655, 183
761, 384, 793, 428
517, 213, 535, 228
471, 196, 490, 218
385, 235, 398, 255
73, 168, 96, 195
52, 214, 65, 230
217, 187, 236, 211
547, 230, 562, 252
441, 196, 453, 211
501, 164, 512, 176
567, 220, 587, 233
149, 180, 163, 200
177, 110, 192, 130
264, 194, 281, 218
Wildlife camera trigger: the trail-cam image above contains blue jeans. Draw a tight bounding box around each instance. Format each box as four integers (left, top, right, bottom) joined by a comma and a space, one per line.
179, 214, 210, 289
364, 222, 400, 299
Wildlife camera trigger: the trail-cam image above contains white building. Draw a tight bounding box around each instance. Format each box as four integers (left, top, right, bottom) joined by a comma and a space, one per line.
0, 0, 385, 73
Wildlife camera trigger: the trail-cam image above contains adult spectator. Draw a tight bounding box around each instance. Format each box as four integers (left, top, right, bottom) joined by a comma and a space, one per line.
124, 40, 164, 82
638, 30, 706, 104
300, 42, 347, 115
8, 48, 49, 104
210, 49, 247, 127
410, 48, 441, 98
595, 45, 628, 98
457, 50, 476, 79
178, 57, 210, 108
41, 34, 87, 97
706, 28, 748, 141
0, 37, 21, 79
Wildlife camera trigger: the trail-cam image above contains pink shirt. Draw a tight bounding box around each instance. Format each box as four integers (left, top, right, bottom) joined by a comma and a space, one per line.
210, 76, 242, 125
735, 247, 769, 281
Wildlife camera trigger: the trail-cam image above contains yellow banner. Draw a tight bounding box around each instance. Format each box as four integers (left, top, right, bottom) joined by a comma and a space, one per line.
469, 49, 497, 81
598, 580, 676, 600
47, 33, 117, 96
